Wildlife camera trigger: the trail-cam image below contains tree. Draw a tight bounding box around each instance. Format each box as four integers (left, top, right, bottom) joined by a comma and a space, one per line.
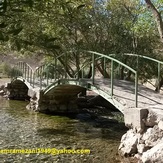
0, 0, 160, 83
145, 0, 163, 43
144, 0, 163, 91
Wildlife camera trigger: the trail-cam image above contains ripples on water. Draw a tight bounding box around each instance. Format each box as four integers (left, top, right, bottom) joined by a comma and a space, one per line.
0, 97, 127, 163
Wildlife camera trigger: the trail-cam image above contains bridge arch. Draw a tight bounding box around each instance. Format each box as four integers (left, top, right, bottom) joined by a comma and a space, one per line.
43, 79, 125, 113
8, 77, 33, 100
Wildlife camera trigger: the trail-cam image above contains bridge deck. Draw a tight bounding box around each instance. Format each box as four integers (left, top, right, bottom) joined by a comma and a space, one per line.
86, 78, 163, 112
14, 76, 163, 113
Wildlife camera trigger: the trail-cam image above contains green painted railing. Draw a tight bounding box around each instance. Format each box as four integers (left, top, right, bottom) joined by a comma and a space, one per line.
86, 51, 138, 107
123, 53, 163, 90
13, 61, 34, 85
13, 51, 163, 109
39, 50, 138, 107
11, 51, 139, 108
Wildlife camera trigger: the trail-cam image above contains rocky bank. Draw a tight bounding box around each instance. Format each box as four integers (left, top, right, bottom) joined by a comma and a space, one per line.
0, 78, 10, 98
119, 108, 163, 163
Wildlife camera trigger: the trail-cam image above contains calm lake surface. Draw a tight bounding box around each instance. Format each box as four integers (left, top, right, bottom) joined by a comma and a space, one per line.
0, 97, 127, 163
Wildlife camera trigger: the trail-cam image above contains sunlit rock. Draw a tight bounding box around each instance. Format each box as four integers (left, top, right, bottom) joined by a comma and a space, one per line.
142, 143, 163, 163
143, 126, 163, 147
144, 110, 158, 127
158, 120, 163, 131
119, 129, 138, 156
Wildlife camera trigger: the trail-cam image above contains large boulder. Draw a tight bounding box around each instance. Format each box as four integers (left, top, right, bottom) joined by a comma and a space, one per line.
144, 110, 158, 127
142, 125, 163, 147
119, 129, 139, 156
158, 120, 163, 131
142, 142, 163, 163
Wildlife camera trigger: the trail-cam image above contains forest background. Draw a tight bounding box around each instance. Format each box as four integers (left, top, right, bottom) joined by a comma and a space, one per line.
0, 0, 163, 86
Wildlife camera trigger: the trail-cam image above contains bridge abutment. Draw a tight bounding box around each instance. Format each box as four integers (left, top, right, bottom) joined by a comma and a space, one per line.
7, 80, 30, 100
27, 88, 79, 113
119, 108, 163, 162
124, 108, 148, 133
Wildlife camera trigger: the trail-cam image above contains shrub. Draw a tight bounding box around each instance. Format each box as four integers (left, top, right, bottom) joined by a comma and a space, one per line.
0, 63, 23, 77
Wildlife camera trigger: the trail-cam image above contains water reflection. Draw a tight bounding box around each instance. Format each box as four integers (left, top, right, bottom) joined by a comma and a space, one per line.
0, 97, 127, 163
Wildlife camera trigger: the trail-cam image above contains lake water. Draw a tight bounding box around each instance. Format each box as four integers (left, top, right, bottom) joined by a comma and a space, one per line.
0, 97, 127, 163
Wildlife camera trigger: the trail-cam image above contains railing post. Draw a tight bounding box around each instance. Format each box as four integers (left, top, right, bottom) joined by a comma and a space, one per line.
158, 62, 161, 90
33, 71, 35, 88
22, 63, 24, 78
27, 66, 29, 82
46, 68, 49, 87
40, 68, 42, 90
55, 59, 56, 80
82, 67, 84, 78
19, 63, 21, 76
24, 63, 27, 79
103, 57, 106, 78
30, 69, 32, 86
137, 55, 139, 73
135, 55, 139, 107
111, 60, 114, 96
135, 72, 138, 107
22, 62, 23, 76
65, 53, 67, 79
92, 53, 95, 84
118, 64, 120, 78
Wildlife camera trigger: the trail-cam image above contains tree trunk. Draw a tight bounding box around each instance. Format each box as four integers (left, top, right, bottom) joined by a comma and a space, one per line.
84, 65, 92, 78
125, 70, 132, 81
57, 57, 74, 78
120, 66, 124, 80
155, 77, 163, 92
145, 0, 163, 91
145, 0, 163, 43
96, 61, 110, 78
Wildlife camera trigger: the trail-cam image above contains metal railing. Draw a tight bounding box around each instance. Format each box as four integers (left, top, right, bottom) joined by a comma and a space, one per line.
123, 53, 163, 90
14, 52, 163, 108
86, 51, 138, 107
41, 50, 138, 108
13, 61, 34, 85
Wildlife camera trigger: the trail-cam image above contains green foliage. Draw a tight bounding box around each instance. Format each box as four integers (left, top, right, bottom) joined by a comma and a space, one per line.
0, 63, 22, 77
0, 0, 162, 81
9, 67, 23, 77
111, 112, 124, 123
2, 63, 10, 75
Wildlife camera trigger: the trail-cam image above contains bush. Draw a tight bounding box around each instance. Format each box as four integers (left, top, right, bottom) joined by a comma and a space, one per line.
3, 63, 11, 77
9, 67, 23, 78
0, 63, 23, 78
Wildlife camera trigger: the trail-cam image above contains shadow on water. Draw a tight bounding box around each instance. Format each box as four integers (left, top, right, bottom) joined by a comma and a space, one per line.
4, 99, 128, 141
40, 110, 128, 141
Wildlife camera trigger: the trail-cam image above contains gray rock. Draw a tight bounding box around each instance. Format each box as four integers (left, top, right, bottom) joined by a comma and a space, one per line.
158, 121, 163, 131
144, 110, 158, 127
0, 90, 4, 95
142, 143, 163, 163
119, 129, 138, 156
143, 126, 163, 147
137, 144, 146, 154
